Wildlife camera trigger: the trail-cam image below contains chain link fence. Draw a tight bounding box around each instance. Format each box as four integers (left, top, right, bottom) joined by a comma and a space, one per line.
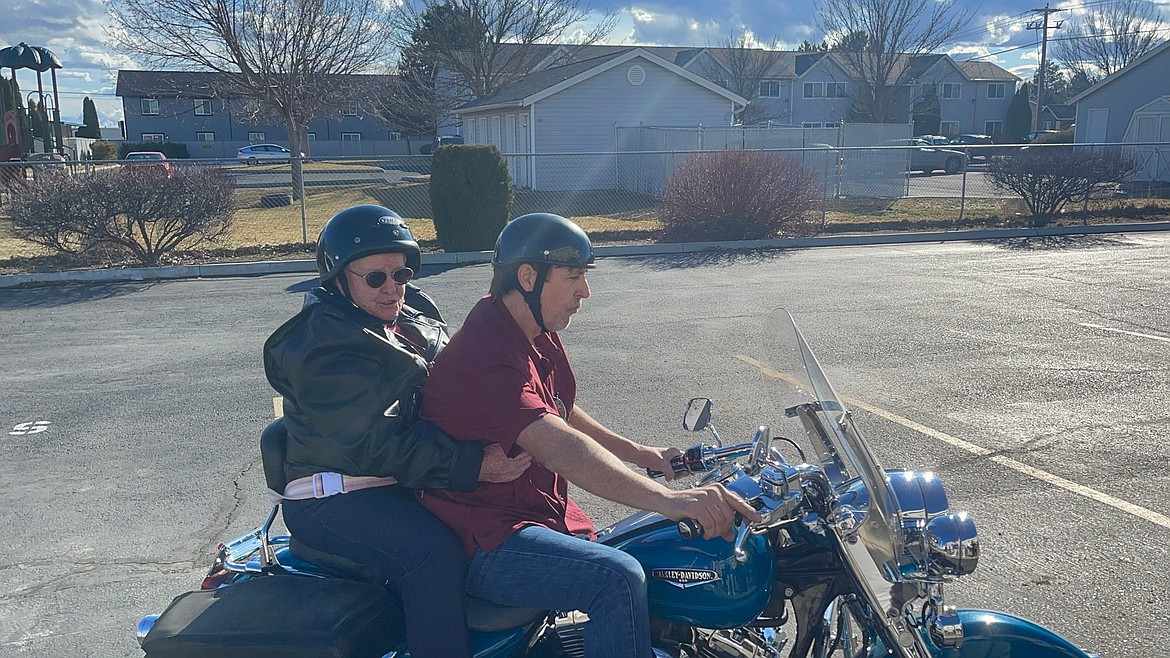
1, 142, 1167, 260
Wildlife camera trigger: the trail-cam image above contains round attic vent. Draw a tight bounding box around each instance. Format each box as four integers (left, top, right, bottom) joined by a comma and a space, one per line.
626, 65, 646, 86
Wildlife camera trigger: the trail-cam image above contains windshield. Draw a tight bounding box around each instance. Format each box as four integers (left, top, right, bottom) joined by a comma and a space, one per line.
753, 309, 907, 598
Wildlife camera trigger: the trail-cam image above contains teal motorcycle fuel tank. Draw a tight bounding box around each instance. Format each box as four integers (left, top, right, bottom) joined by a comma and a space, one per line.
600, 511, 774, 628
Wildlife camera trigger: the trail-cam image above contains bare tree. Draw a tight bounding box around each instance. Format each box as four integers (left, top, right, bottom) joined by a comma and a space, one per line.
108, 0, 395, 198
1054, 0, 1166, 83
816, 0, 971, 122
389, 0, 617, 99
701, 33, 786, 125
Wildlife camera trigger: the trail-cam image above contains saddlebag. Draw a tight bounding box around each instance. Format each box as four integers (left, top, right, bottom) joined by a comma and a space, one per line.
141, 575, 404, 657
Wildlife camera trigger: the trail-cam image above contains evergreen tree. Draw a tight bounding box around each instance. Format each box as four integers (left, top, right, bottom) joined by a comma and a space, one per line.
1006, 85, 1032, 142
77, 97, 102, 139
1, 74, 12, 115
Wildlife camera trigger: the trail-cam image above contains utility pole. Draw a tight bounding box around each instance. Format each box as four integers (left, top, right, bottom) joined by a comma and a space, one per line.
1026, 5, 1064, 132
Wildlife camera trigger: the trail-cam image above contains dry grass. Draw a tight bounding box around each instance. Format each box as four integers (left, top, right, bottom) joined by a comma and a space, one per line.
2, 183, 1168, 273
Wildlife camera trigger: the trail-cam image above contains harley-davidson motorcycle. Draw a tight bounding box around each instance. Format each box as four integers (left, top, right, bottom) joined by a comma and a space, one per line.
136, 308, 1097, 658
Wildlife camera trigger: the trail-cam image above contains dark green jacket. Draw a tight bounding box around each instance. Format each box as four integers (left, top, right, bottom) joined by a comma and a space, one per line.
263, 286, 483, 492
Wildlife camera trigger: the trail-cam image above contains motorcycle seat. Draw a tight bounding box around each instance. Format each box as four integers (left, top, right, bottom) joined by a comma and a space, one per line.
288, 537, 547, 633
260, 417, 289, 494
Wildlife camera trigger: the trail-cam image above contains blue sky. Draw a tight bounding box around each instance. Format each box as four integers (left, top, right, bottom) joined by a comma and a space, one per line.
2, 0, 1165, 129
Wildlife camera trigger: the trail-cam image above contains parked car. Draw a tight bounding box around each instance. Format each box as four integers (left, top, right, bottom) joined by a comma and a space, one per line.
949, 133, 998, 161
122, 151, 174, 177
1024, 130, 1059, 143
886, 138, 969, 174
419, 134, 465, 155
237, 144, 298, 164
916, 134, 951, 146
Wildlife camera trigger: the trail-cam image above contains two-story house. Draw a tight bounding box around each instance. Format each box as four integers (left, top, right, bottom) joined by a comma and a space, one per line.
115, 70, 414, 158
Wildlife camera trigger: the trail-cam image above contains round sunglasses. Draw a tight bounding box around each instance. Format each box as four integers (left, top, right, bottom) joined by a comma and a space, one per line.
348, 267, 414, 288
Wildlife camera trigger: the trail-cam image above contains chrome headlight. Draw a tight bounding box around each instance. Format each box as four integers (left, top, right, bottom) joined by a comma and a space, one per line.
925, 512, 980, 576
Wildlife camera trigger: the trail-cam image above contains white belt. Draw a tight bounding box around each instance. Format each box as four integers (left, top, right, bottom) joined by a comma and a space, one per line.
267, 472, 399, 505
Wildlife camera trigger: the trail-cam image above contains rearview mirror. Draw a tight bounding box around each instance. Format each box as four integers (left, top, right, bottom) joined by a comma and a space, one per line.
683, 398, 712, 432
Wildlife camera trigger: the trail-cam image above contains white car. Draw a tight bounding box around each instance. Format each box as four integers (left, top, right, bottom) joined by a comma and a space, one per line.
237, 144, 297, 164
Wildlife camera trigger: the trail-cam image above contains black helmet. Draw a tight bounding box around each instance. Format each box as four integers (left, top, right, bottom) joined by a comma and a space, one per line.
316, 205, 421, 284
493, 213, 594, 270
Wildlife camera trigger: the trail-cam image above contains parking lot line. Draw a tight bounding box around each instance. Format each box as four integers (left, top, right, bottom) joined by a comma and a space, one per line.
1078, 322, 1170, 343
737, 355, 1170, 531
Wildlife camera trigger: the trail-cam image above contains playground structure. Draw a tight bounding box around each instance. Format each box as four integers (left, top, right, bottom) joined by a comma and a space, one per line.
0, 42, 65, 162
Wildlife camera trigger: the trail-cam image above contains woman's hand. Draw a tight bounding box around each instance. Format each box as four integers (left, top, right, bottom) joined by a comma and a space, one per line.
477, 442, 533, 483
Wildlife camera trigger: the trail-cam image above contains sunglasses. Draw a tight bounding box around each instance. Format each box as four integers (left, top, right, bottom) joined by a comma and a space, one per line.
348, 267, 414, 288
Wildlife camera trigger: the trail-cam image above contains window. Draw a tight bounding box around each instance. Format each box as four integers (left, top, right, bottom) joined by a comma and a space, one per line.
941, 83, 961, 99
801, 121, 840, 128
341, 132, 361, 141
306, 132, 316, 142
141, 133, 164, 142
194, 99, 213, 115
342, 102, 358, 116
987, 83, 1006, 99
388, 131, 404, 141
196, 132, 214, 142
984, 120, 1004, 136
140, 98, 159, 115
940, 121, 960, 136
248, 131, 265, 142
759, 80, 780, 98
826, 83, 846, 98
803, 82, 823, 98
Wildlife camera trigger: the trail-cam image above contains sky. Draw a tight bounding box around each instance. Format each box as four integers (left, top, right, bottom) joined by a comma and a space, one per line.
2, 0, 1168, 130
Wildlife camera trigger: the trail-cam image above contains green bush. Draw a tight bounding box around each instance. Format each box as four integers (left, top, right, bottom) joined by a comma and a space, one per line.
9, 167, 235, 265
429, 144, 513, 252
117, 141, 191, 159
90, 141, 118, 160
658, 150, 821, 241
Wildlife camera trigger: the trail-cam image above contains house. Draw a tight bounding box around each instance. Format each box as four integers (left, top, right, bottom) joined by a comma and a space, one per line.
115, 70, 415, 158
493, 45, 1019, 137
1038, 104, 1075, 131
453, 48, 746, 190
1070, 40, 1170, 185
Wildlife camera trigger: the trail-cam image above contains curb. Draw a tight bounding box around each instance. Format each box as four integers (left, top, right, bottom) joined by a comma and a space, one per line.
3, 221, 1169, 289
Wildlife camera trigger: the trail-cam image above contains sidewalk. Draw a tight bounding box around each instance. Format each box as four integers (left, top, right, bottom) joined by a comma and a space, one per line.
3, 221, 1169, 289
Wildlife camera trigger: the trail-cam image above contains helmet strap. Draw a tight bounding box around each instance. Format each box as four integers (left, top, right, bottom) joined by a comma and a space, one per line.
520, 263, 550, 333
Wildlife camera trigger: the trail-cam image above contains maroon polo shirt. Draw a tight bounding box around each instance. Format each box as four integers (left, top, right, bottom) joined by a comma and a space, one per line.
419, 295, 596, 555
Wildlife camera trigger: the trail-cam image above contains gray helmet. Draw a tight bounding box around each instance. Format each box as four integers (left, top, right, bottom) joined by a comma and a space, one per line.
492, 213, 594, 270
316, 205, 421, 284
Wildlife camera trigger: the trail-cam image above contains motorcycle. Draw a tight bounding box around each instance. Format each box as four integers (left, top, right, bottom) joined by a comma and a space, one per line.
136, 308, 1098, 658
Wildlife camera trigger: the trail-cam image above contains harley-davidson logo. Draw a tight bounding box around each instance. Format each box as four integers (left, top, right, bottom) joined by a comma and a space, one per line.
651, 568, 719, 589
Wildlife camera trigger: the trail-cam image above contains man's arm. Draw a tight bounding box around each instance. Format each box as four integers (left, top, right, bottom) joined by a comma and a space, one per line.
566, 406, 681, 480
516, 414, 759, 540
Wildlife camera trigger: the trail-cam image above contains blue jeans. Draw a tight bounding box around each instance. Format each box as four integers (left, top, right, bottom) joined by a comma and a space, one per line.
466, 525, 652, 658
282, 486, 470, 658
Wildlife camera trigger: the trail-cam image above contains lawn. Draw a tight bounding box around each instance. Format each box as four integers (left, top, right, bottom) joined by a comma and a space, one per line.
2, 181, 1168, 273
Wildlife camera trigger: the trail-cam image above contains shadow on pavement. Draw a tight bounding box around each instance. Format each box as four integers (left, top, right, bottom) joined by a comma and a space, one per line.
633, 247, 797, 270
0, 281, 159, 309
993, 234, 1140, 251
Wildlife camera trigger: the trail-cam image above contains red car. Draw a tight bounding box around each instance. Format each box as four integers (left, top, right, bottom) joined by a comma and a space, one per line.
123, 151, 174, 176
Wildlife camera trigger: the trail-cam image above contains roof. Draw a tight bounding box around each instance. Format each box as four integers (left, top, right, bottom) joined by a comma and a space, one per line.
1043, 104, 1075, 120
115, 70, 396, 97
954, 61, 1021, 81
454, 48, 747, 114
1068, 39, 1170, 104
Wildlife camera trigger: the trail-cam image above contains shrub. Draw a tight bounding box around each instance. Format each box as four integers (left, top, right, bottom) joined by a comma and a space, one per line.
658, 150, 821, 242
9, 167, 235, 265
117, 141, 190, 159
90, 141, 118, 160
986, 146, 1139, 226
429, 144, 513, 252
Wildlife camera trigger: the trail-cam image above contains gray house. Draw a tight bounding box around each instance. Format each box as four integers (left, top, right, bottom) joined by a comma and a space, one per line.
502, 45, 1019, 137
1070, 40, 1170, 185
115, 70, 415, 158
453, 48, 746, 190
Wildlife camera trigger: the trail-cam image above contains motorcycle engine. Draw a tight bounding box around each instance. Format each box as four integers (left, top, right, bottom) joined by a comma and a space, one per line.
547, 616, 786, 658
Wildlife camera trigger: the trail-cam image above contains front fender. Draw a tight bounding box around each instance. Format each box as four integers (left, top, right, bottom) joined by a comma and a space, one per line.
941, 609, 1097, 658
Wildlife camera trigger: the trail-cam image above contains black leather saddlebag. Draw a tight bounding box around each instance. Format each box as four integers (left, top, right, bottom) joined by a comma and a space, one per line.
141, 575, 404, 657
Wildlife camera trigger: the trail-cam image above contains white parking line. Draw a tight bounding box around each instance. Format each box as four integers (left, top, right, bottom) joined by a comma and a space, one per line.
737, 355, 1170, 531
1079, 322, 1170, 343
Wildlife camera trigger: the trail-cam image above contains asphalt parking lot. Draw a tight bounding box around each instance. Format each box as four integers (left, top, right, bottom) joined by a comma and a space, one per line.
1, 234, 1167, 657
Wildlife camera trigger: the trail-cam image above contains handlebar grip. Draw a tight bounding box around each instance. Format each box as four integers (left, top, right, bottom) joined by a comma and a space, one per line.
677, 518, 703, 540
646, 453, 690, 479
